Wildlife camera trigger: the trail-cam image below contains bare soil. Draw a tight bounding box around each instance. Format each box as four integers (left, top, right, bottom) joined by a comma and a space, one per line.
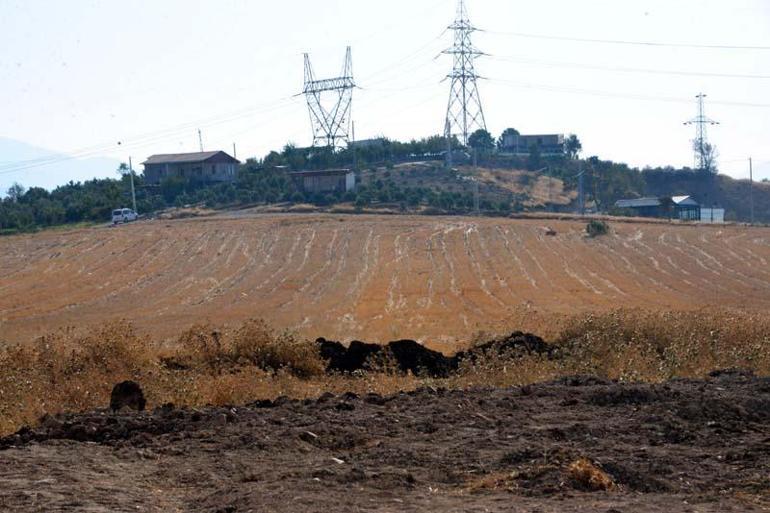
1, 214, 770, 350
1, 372, 768, 512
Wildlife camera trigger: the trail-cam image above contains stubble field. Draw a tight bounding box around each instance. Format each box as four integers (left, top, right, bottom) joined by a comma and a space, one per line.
1, 213, 769, 348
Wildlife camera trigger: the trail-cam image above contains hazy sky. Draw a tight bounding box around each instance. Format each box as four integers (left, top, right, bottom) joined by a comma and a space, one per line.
1, 0, 769, 189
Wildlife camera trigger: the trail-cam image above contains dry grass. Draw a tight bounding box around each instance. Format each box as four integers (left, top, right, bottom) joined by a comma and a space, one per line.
1, 308, 769, 436
567, 458, 616, 491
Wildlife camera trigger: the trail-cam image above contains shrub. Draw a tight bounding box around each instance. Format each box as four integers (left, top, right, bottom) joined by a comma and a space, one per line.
586, 220, 609, 237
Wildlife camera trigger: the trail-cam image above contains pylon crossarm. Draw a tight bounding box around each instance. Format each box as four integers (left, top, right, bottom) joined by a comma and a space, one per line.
303, 77, 355, 94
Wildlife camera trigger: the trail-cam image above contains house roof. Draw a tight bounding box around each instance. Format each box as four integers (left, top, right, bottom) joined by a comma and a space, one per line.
289, 169, 353, 177
615, 197, 661, 209
142, 151, 238, 165
672, 195, 699, 206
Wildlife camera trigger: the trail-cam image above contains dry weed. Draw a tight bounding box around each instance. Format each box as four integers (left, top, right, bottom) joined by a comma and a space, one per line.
2, 308, 770, 436
567, 458, 615, 491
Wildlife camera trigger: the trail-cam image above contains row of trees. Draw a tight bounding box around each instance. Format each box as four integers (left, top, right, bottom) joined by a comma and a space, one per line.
3, 130, 740, 233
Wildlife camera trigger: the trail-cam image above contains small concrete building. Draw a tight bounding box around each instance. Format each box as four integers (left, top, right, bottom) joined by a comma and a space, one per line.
671, 195, 700, 221
500, 133, 565, 156
290, 169, 355, 195
700, 208, 725, 224
142, 151, 240, 185
614, 197, 663, 218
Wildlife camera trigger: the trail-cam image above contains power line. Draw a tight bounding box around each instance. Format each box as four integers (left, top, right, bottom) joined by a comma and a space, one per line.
485, 30, 770, 51
489, 78, 770, 108
0, 97, 298, 175
488, 55, 770, 80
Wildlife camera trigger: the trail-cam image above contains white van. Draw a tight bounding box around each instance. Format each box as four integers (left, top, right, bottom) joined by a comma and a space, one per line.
112, 208, 138, 224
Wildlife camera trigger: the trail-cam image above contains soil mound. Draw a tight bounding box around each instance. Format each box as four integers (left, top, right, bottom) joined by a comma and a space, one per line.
456, 331, 554, 364
109, 381, 146, 412
317, 331, 552, 377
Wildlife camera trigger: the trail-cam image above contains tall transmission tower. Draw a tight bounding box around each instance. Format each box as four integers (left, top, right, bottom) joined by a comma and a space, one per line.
443, 0, 487, 146
684, 93, 719, 173
303, 47, 355, 148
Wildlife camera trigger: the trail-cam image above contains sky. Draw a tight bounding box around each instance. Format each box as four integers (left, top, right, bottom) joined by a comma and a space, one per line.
1, 0, 769, 192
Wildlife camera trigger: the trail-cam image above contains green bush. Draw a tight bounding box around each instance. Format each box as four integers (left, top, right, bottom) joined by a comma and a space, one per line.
586, 220, 609, 237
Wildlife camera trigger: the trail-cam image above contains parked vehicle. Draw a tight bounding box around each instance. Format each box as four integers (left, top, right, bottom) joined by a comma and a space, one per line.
112, 208, 138, 224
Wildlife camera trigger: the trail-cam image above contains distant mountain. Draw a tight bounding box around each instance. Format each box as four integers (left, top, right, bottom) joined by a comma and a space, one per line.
0, 137, 121, 193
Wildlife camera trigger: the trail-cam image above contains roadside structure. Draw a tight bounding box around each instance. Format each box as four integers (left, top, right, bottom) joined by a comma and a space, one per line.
614, 195, 719, 222
142, 151, 240, 185
499, 133, 566, 156
289, 169, 356, 195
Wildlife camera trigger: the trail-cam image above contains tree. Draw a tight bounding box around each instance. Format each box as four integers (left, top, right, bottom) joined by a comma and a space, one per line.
497, 128, 520, 150
698, 142, 719, 174
468, 129, 495, 152
659, 196, 675, 220
526, 144, 542, 171
6, 183, 25, 202
566, 134, 582, 160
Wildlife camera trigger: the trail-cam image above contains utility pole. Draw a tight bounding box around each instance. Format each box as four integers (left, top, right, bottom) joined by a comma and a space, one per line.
445, 118, 453, 169
576, 165, 586, 216
198, 129, 204, 152
684, 93, 719, 173
352, 121, 358, 171
232, 143, 237, 159
749, 157, 754, 225
128, 156, 137, 214
443, 0, 486, 146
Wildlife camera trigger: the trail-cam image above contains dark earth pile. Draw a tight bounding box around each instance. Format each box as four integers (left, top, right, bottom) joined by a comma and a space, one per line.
1, 372, 769, 512
317, 331, 554, 377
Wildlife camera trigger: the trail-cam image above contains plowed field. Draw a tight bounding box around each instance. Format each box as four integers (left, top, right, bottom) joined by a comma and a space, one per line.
1, 214, 769, 345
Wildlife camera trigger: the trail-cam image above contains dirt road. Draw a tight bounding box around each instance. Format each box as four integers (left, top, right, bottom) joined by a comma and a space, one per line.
1, 372, 768, 512
1, 214, 770, 345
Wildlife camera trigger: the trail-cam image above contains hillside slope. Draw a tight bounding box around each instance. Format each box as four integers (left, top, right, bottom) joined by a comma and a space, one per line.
1, 214, 769, 346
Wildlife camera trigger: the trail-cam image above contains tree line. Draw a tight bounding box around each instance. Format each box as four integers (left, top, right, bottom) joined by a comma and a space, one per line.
2, 129, 751, 234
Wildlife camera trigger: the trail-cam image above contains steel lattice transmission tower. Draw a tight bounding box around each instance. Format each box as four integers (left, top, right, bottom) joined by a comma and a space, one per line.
443, 0, 487, 146
303, 47, 355, 148
684, 93, 719, 173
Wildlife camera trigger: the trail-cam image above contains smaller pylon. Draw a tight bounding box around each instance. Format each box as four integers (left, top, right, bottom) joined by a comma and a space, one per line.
684, 93, 719, 173
303, 47, 355, 148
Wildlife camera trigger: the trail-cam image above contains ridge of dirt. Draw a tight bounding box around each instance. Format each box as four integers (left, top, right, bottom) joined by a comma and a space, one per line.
1, 374, 768, 512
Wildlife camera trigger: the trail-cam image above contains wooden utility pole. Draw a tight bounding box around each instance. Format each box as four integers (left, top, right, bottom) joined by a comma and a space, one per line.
352, 121, 358, 171
128, 156, 137, 214
749, 157, 754, 225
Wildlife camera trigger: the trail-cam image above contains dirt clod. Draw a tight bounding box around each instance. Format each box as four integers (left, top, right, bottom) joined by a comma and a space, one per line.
109, 380, 146, 412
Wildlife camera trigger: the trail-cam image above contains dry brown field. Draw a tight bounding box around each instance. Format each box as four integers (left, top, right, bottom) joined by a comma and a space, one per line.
1, 213, 769, 348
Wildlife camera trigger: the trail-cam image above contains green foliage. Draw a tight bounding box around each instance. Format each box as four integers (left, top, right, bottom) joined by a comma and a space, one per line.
497, 128, 520, 149
526, 144, 542, 171
586, 220, 609, 237
468, 129, 495, 152
566, 134, 582, 160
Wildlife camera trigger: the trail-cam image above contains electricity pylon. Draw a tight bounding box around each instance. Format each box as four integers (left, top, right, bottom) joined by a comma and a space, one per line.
684, 93, 719, 173
303, 47, 355, 148
443, 0, 487, 147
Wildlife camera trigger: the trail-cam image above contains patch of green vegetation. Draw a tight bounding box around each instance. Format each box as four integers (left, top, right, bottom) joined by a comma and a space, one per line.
586, 220, 610, 238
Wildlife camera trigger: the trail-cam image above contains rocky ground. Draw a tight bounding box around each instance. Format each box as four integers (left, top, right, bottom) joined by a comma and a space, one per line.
1, 371, 768, 512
